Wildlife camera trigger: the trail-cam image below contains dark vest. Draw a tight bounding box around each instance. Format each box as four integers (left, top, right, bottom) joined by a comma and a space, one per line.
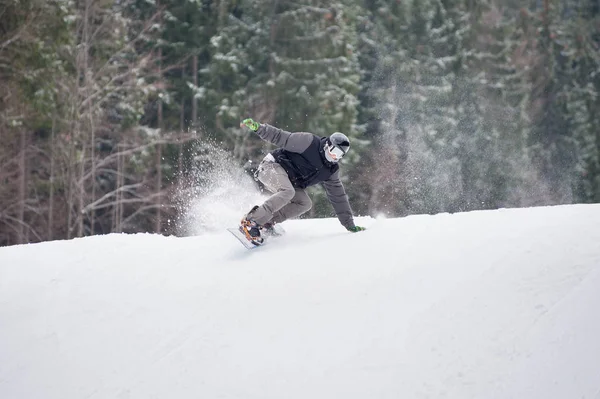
271, 136, 339, 189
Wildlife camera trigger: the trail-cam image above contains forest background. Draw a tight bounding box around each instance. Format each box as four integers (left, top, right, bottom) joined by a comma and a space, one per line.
1, 0, 598, 246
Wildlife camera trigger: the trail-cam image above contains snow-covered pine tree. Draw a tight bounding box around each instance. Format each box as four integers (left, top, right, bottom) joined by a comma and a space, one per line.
201, 1, 361, 154
353, 0, 413, 216
451, 0, 547, 210
398, 0, 556, 214
354, 0, 472, 216
199, 0, 363, 218
62, 0, 169, 237
267, 1, 364, 218
466, 0, 548, 207
397, 0, 468, 215
0, 0, 73, 244
524, 0, 579, 204
513, 0, 599, 205
559, 0, 600, 202
145, 0, 220, 191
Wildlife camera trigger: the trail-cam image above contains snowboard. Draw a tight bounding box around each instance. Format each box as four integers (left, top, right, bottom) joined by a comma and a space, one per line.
227, 227, 263, 249
227, 224, 286, 249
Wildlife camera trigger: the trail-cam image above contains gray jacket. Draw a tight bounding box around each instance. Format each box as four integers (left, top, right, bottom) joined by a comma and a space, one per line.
255, 124, 356, 229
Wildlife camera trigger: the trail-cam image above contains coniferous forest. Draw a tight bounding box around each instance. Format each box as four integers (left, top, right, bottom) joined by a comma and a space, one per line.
1, 0, 599, 246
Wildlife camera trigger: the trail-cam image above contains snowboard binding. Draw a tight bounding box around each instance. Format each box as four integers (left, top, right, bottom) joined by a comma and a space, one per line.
240, 218, 264, 246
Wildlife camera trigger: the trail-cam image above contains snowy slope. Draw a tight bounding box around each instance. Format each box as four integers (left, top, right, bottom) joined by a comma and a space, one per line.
1, 204, 600, 399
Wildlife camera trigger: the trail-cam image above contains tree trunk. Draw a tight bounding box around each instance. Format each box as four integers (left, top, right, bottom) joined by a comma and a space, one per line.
48, 116, 56, 241
78, 143, 85, 237
180, 66, 186, 133
191, 55, 197, 129
218, 0, 228, 28
17, 129, 27, 244
114, 144, 124, 233
85, 0, 96, 236
179, 67, 185, 190
89, 94, 96, 235
155, 46, 163, 234
77, 0, 91, 238
543, 0, 550, 35
66, 128, 74, 239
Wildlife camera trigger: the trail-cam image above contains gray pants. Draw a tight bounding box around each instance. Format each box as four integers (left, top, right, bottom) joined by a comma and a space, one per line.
250, 162, 312, 226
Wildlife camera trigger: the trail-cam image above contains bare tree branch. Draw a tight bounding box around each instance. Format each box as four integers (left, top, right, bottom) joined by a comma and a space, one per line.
0, 214, 43, 242
82, 183, 145, 213
85, 191, 167, 212
0, 11, 38, 53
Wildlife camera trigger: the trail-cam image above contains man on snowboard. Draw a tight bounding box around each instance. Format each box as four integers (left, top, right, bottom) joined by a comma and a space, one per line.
239, 118, 366, 245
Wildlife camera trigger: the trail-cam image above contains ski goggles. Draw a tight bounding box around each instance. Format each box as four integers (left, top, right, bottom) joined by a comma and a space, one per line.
326, 143, 347, 161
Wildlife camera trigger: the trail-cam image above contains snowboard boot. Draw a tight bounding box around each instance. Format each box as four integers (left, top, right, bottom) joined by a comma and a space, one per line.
261, 221, 284, 237
240, 206, 264, 246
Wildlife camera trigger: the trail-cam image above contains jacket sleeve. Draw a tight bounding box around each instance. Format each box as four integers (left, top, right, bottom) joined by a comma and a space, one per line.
254, 124, 314, 153
321, 170, 356, 229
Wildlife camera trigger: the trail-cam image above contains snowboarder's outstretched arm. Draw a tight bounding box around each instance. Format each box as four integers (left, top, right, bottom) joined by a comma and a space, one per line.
322, 171, 365, 232
241, 118, 313, 153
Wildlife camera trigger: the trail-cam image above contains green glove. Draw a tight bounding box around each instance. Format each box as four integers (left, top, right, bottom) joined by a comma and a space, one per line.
240, 118, 260, 131
347, 226, 366, 233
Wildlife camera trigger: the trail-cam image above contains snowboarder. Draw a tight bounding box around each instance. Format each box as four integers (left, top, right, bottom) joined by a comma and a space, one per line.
238, 118, 366, 245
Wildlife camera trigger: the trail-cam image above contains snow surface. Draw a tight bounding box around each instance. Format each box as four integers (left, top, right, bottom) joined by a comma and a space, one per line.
1, 204, 600, 399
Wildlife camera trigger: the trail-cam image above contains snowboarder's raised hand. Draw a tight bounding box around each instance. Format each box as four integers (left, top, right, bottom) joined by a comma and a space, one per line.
241, 118, 260, 131
347, 226, 366, 233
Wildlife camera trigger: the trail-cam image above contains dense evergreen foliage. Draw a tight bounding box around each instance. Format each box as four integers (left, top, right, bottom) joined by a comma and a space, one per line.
1, 0, 598, 245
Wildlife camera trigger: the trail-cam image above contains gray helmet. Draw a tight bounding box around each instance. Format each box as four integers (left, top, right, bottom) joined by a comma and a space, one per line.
324, 132, 350, 163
